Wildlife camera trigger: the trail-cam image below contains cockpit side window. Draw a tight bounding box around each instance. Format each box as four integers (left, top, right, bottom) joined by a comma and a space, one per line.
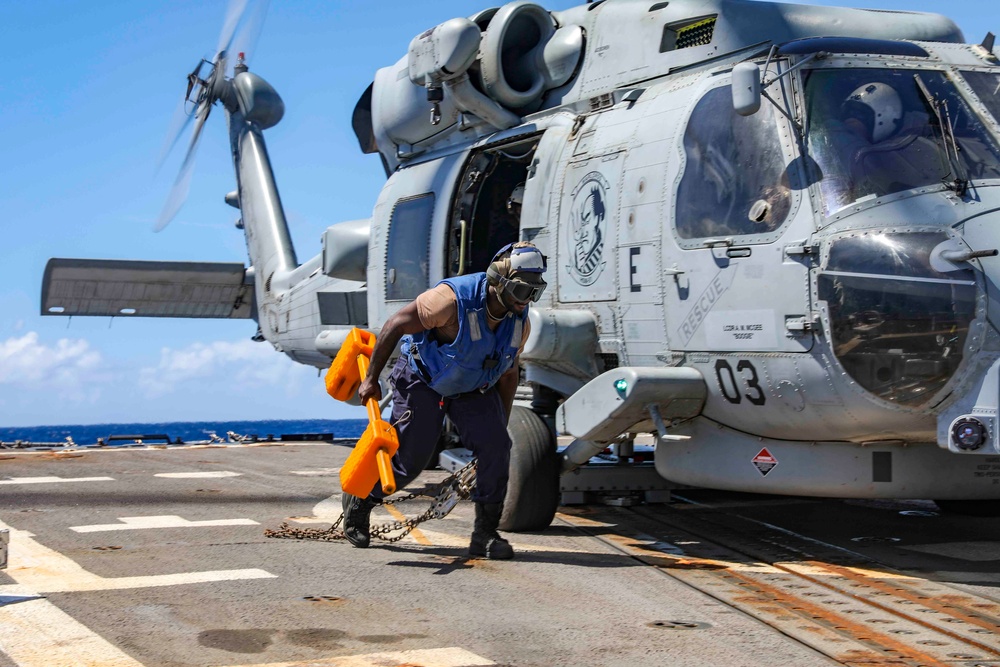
385, 193, 434, 301
961, 71, 1000, 129
675, 85, 792, 241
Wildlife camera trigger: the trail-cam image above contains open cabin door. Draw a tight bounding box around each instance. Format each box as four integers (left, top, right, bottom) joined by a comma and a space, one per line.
447, 134, 542, 276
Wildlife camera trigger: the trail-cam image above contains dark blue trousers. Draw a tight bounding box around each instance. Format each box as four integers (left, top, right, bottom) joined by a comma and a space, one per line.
367, 355, 512, 504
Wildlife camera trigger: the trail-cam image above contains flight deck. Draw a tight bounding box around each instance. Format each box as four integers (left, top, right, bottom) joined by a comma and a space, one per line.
1, 440, 998, 667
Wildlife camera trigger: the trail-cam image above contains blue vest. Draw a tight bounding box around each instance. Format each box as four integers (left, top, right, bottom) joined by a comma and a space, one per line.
401, 273, 526, 397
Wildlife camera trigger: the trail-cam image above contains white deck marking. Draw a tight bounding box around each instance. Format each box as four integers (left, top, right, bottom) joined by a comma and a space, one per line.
289, 467, 341, 476
154, 471, 241, 478
287, 492, 343, 523
0, 518, 275, 593
70, 515, 259, 533
227, 647, 495, 667
0, 476, 114, 485
0, 597, 145, 667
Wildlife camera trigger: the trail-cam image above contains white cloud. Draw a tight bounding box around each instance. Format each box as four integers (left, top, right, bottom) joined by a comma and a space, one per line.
138, 339, 316, 398
0, 332, 103, 392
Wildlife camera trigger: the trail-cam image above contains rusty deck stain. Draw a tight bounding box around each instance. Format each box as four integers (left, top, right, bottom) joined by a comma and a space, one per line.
557, 505, 1000, 667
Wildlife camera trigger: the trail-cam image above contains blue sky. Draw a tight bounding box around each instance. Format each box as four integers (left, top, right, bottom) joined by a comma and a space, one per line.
0, 0, 993, 427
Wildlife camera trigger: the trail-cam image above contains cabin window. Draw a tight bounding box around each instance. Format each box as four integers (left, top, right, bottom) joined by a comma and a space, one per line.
675, 85, 792, 240
961, 71, 1000, 129
804, 69, 1000, 216
385, 193, 434, 301
317, 292, 368, 326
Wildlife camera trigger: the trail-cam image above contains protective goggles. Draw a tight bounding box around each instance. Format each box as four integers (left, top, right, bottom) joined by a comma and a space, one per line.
497, 275, 547, 303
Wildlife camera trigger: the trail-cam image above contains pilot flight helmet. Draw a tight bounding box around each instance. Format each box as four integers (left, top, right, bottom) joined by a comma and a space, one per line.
486, 242, 548, 303
842, 82, 903, 143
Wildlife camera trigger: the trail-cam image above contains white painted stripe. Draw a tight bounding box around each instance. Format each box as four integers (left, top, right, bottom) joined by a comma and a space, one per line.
0, 441, 332, 459
0, 518, 275, 594
290, 468, 341, 476
0, 598, 145, 667
288, 492, 344, 523
0, 476, 114, 485
226, 646, 495, 667
70, 515, 259, 533
154, 471, 241, 478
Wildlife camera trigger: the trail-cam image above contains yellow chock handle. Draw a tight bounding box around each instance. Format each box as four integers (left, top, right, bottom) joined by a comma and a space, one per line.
330, 330, 400, 498
376, 449, 396, 495
356, 353, 397, 495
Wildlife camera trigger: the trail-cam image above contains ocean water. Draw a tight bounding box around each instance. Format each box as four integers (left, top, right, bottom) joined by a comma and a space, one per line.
0, 419, 369, 446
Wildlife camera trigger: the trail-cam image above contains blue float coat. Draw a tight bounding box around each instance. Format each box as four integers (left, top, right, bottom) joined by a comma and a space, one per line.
401, 273, 525, 397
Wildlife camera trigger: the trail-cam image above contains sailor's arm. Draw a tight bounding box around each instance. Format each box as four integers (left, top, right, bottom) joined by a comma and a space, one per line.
497, 315, 531, 424
358, 302, 425, 404
497, 362, 519, 425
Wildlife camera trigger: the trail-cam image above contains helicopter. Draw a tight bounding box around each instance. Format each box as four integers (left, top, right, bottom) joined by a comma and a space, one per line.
41, 0, 1000, 530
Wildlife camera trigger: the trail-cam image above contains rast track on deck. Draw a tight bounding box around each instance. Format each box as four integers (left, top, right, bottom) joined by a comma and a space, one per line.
558, 497, 1000, 667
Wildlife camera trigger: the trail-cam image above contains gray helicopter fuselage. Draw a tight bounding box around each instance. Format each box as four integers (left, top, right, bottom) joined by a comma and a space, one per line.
41, 0, 1000, 501
352, 2, 1000, 498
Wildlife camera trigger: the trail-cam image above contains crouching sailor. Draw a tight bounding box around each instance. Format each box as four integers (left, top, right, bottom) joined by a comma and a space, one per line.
348, 242, 547, 559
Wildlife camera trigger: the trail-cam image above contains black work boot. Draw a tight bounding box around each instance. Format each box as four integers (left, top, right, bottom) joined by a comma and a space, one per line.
342, 493, 377, 548
469, 502, 514, 560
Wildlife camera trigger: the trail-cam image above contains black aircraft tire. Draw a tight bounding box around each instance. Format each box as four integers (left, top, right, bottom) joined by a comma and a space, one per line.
934, 499, 1000, 517
499, 406, 560, 533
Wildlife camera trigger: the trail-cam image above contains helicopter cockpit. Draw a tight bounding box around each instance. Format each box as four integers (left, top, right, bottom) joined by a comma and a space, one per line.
804, 68, 1000, 216
801, 65, 1000, 408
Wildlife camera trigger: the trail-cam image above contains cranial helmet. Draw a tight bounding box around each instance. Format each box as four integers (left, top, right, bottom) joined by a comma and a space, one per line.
843, 82, 903, 143
486, 242, 548, 303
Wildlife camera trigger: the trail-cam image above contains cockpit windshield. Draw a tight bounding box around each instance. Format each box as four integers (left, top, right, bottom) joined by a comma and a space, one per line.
804, 69, 1000, 216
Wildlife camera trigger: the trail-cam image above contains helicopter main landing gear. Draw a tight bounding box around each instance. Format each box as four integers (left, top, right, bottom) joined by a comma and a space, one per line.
500, 406, 560, 532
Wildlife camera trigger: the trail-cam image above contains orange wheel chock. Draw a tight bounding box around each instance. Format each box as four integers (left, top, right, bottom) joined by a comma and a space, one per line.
324, 328, 399, 497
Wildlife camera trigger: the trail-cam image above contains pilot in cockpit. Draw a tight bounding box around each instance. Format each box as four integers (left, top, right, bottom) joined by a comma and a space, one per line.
832, 81, 945, 199
840, 82, 904, 145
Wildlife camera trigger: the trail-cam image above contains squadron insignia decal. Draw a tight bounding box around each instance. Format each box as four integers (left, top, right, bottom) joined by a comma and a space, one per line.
567, 171, 610, 286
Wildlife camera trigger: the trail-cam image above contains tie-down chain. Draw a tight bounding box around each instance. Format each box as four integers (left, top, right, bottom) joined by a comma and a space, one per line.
264, 459, 477, 544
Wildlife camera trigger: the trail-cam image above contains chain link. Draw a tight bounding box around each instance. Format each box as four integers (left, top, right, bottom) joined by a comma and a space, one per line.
264, 460, 477, 544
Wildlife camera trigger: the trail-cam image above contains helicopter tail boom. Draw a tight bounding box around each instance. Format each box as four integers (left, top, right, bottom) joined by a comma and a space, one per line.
227, 109, 298, 290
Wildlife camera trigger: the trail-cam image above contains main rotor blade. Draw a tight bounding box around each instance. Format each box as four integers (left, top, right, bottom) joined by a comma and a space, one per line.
156, 93, 196, 175
229, 0, 270, 66
154, 107, 209, 232
216, 0, 252, 58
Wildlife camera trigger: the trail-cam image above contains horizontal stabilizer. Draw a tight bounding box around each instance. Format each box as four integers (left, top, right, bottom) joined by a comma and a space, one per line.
41, 259, 254, 319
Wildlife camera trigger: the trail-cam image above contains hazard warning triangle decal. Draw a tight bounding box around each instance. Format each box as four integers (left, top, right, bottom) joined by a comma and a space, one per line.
752, 448, 778, 477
